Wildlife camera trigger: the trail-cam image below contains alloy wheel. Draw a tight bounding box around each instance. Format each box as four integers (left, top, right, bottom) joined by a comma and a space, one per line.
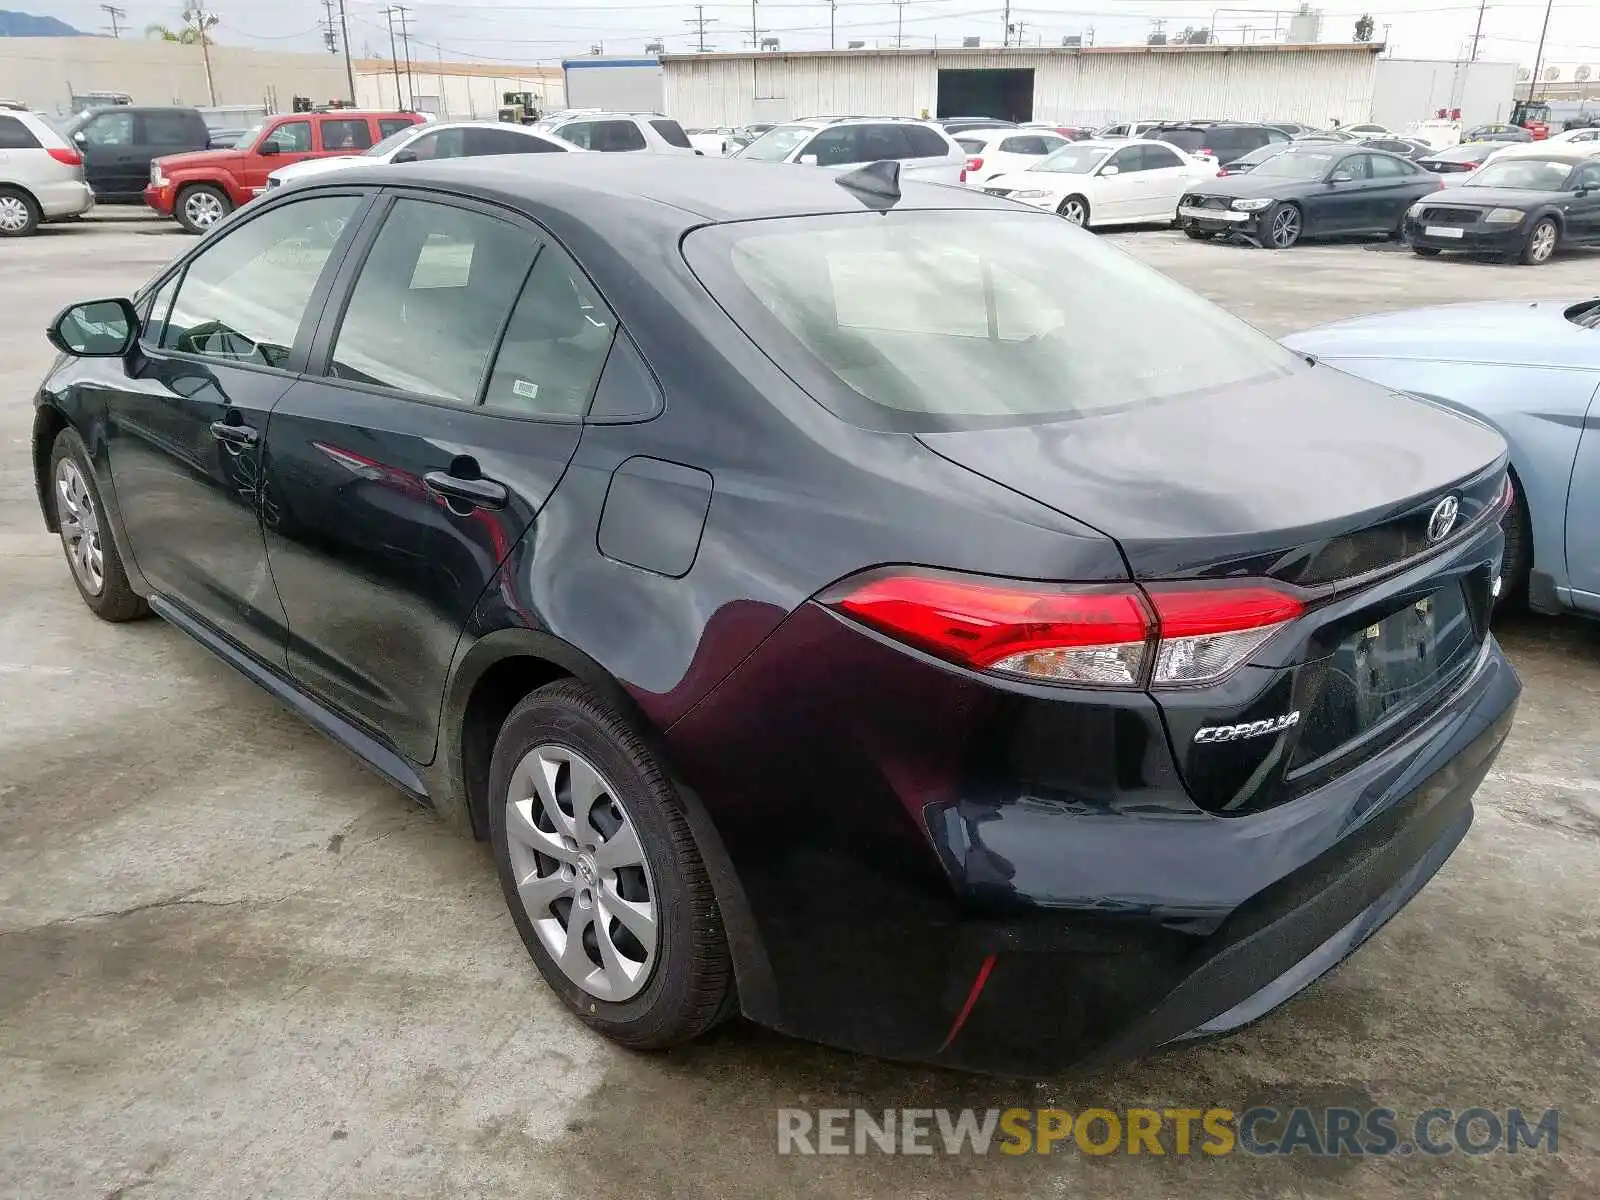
1060, 198, 1087, 226
1527, 220, 1557, 264
503, 744, 658, 1002
56, 459, 105, 595
1268, 206, 1301, 248
0, 195, 30, 233
184, 190, 224, 230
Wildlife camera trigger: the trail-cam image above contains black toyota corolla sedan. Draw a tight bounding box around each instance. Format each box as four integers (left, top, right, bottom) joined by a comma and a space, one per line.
1178, 143, 1442, 247
32, 155, 1519, 1075
1405, 152, 1600, 264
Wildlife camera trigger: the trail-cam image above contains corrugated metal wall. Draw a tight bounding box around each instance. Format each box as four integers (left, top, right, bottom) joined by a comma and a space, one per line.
664, 48, 1380, 130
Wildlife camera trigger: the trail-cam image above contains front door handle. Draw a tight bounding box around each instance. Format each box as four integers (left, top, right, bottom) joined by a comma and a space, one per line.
424, 470, 509, 510
210, 420, 259, 447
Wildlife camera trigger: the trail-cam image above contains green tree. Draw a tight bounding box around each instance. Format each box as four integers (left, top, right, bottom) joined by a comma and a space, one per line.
1354, 13, 1376, 41
145, 22, 199, 43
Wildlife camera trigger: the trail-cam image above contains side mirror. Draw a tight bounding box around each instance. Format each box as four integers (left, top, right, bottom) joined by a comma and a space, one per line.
259, 139, 281, 156
47, 298, 138, 358
1328, 172, 1353, 184
798, 153, 819, 166
391, 147, 417, 164
1100, 164, 1120, 176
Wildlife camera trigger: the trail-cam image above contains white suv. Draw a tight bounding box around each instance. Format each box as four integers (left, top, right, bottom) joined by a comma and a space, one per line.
736, 117, 966, 182
267, 121, 581, 189
540, 112, 697, 154
0, 109, 96, 236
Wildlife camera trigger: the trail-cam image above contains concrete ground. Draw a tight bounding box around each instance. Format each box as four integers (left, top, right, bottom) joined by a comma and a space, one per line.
2, 211, 1598, 1199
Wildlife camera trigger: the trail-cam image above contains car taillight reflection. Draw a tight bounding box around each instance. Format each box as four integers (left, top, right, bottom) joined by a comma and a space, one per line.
47, 148, 83, 167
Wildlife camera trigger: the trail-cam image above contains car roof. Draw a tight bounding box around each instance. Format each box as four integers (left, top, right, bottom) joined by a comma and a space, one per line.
321, 153, 1012, 226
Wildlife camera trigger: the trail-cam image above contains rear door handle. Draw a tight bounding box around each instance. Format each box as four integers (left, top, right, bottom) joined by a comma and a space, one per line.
210, 421, 258, 447
424, 470, 509, 510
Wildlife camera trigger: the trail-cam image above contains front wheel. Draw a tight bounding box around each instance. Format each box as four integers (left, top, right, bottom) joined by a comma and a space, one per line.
1498, 480, 1532, 610
1264, 203, 1302, 248
488, 680, 734, 1049
1520, 217, 1558, 265
49, 428, 149, 621
1057, 195, 1089, 227
1184, 227, 1217, 240
175, 184, 231, 235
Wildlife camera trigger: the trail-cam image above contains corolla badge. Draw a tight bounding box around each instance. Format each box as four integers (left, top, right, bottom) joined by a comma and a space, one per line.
1427, 495, 1460, 543
1194, 711, 1301, 744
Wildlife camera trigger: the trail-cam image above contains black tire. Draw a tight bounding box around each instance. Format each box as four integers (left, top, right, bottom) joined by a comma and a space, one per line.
1498, 478, 1533, 610
488, 680, 733, 1049
1412, 246, 1442, 257
1264, 202, 1302, 248
48, 428, 149, 622
1057, 195, 1090, 227
1184, 227, 1217, 240
173, 183, 231, 235
1519, 216, 1558, 265
0, 185, 41, 237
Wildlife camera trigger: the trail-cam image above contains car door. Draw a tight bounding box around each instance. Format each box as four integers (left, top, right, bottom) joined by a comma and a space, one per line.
1567, 161, 1600, 242
260, 192, 607, 761
1311, 151, 1373, 234
245, 118, 315, 193
1091, 144, 1147, 222
103, 189, 368, 666
1131, 142, 1191, 219
1363, 152, 1426, 232
74, 108, 139, 200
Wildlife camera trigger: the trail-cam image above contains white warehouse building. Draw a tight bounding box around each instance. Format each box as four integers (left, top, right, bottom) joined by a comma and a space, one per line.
662, 43, 1387, 130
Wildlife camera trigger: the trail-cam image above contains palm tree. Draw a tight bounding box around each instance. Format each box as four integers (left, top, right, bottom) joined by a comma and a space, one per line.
146, 22, 199, 43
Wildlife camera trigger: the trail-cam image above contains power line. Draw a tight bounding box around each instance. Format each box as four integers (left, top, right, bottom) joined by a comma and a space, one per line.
684, 3, 718, 51
99, 4, 125, 38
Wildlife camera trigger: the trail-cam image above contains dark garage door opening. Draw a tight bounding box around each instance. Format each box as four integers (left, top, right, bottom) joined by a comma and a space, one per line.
936, 69, 1034, 123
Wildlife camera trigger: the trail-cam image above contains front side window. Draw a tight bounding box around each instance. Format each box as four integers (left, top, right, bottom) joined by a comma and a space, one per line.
320, 119, 373, 151
1572, 162, 1600, 190
82, 111, 134, 146
160, 195, 361, 367
804, 127, 861, 166
1033, 144, 1110, 174
366, 127, 418, 157
328, 199, 538, 403
1252, 149, 1339, 179
1106, 146, 1144, 173
685, 210, 1300, 431
404, 128, 467, 160
266, 120, 312, 153
484, 241, 617, 418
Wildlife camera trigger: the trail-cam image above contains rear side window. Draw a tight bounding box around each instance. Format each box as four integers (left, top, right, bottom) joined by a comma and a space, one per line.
159, 195, 361, 368
1370, 154, 1415, 177
0, 115, 40, 149
559, 120, 647, 152
685, 210, 1299, 432
1139, 144, 1184, 169
956, 138, 985, 154
320, 119, 373, 151
649, 118, 692, 148
328, 198, 538, 403
904, 125, 953, 157
464, 127, 562, 155
140, 110, 198, 147
1153, 129, 1204, 153
378, 118, 415, 137
859, 124, 914, 160
484, 241, 617, 418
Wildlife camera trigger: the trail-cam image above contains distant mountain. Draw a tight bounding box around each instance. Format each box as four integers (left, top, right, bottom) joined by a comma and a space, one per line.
0, 10, 87, 35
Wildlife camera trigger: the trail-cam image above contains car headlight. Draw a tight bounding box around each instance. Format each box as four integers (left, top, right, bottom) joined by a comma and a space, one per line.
1231, 197, 1274, 211
1484, 207, 1525, 223
1010, 189, 1053, 199
150, 164, 167, 186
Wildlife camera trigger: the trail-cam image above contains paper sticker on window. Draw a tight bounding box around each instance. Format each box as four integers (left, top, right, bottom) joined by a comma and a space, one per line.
512, 379, 539, 400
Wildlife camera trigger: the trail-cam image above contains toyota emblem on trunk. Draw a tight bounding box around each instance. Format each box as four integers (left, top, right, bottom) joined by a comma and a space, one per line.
1427, 495, 1460, 543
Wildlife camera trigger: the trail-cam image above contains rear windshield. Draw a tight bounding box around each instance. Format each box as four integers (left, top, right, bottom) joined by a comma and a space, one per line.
684, 210, 1299, 432
739, 125, 814, 161
1430, 143, 1494, 163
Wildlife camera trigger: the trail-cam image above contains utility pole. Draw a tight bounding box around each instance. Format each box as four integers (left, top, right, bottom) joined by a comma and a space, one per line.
337, 0, 356, 102
1529, 0, 1554, 101
750, 0, 757, 50
683, 5, 717, 53
830, 0, 836, 49
895, 0, 907, 48
384, 7, 403, 109
320, 0, 338, 54
1002, 0, 1011, 47
99, 4, 125, 37
1469, 0, 1488, 61
183, 8, 217, 105
396, 6, 416, 110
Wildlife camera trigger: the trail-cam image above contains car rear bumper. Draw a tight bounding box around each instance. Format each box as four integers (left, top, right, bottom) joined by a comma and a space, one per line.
667, 603, 1520, 1075
35, 179, 95, 219
1404, 215, 1524, 253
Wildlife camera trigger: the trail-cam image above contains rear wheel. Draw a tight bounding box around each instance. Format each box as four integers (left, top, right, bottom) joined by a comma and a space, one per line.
1265, 203, 1302, 248
1412, 246, 1442, 257
488, 680, 734, 1049
1519, 217, 1558, 265
175, 184, 231, 235
1057, 195, 1089, 227
0, 186, 40, 237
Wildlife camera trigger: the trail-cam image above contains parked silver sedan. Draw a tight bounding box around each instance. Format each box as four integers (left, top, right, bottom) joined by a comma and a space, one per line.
0, 108, 95, 236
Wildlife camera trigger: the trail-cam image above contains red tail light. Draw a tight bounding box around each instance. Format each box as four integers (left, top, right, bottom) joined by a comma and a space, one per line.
823, 569, 1302, 689
965, 155, 984, 172
47, 147, 82, 166
1199, 147, 1213, 158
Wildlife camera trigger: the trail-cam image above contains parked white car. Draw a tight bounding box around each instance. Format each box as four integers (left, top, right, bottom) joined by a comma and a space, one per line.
952, 127, 1073, 186
737, 116, 966, 182
267, 121, 582, 190
981, 138, 1216, 228
686, 127, 735, 156
0, 107, 95, 236
540, 112, 697, 154
1482, 126, 1600, 163
1094, 120, 1169, 139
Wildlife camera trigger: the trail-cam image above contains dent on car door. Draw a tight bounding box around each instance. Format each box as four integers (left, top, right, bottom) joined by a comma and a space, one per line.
261, 193, 605, 762
104, 191, 367, 665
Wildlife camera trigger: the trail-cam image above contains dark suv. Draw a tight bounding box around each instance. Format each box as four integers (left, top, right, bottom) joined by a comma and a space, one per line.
65, 106, 212, 203
1147, 121, 1292, 168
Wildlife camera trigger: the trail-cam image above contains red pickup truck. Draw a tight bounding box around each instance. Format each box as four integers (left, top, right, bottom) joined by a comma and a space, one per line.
146, 109, 423, 233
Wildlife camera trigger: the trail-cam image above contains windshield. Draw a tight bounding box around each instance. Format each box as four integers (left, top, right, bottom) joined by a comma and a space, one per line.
1467, 158, 1573, 189
1234, 144, 1288, 167
684, 210, 1299, 432
365, 127, 417, 157
1250, 149, 1338, 179
232, 122, 265, 149
1031, 144, 1110, 174
739, 125, 815, 162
